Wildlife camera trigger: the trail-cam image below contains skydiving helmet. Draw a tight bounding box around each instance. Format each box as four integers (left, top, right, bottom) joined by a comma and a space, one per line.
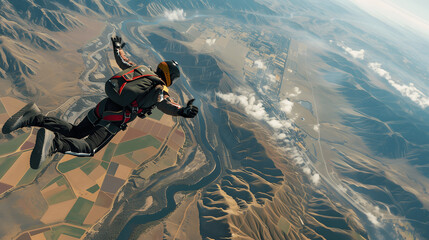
156, 60, 180, 87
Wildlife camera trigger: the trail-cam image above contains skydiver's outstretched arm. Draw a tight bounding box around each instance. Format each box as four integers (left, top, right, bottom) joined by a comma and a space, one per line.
156, 91, 182, 116
111, 36, 136, 70
156, 91, 198, 118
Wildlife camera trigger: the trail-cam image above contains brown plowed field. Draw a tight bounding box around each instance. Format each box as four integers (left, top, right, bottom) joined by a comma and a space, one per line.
0, 182, 12, 195
1, 151, 32, 186
89, 166, 107, 184
121, 127, 147, 142
95, 191, 113, 208
1, 97, 26, 116
114, 164, 132, 180
40, 199, 76, 224
83, 205, 109, 225
111, 155, 138, 168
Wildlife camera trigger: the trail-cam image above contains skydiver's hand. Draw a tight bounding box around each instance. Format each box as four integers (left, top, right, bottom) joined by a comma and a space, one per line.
111, 36, 126, 49
178, 99, 198, 118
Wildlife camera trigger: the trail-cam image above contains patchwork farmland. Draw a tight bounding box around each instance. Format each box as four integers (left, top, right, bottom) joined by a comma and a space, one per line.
0, 97, 186, 240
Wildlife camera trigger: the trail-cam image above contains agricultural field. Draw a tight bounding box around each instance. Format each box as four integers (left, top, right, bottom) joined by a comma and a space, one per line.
0, 97, 186, 240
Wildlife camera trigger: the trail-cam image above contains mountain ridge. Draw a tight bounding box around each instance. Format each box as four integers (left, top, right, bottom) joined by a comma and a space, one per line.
0, 0, 132, 100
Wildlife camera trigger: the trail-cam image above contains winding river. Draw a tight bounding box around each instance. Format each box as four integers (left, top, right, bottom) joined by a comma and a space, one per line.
116, 17, 222, 240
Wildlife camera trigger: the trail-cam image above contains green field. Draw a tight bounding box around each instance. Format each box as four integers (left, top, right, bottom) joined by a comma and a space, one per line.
102, 143, 116, 162
0, 132, 30, 156
101, 161, 109, 170
18, 153, 65, 186
148, 108, 164, 120
0, 153, 21, 179
114, 135, 161, 156
125, 152, 141, 165
65, 197, 94, 225
86, 184, 100, 194
0, 101, 6, 114
57, 177, 67, 186
58, 157, 91, 173
46, 188, 76, 205
80, 158, 100, 175
17, 167, 42, 186
42, 176, 76, 205
42, 176, 63, 190
45, 225, 86, 240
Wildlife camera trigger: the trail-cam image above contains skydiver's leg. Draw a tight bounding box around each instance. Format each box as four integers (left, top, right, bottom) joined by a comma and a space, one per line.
30, 125, 116, 168
1, 101, 95, 138
2, 102, 42, 134
53, 125, 116, 156
35, 116, 94, 139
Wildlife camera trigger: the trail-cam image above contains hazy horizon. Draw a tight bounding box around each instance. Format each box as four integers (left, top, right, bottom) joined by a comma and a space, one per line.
345, 0, 429, 39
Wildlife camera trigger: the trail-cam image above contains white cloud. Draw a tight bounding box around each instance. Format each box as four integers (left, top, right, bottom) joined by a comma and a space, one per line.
311, 173, 321, 185
287, 147, 304, 165
216, 92, 295, 131
337, 184, 348, 193
369, 62, 391, 79
267, 119, 283, 129
354, 195, 383, 227
288, 87, 301, 97
282, 120, 293, 129
216, 92, 268, 120
313, 124, 320, 132
217, 91, 306, 186
217, 90, 324, 188
267, 74, 276, 83
348, 49, 365, 60
164, 9, 186, 21
337, 42, 365, 60
279, 99, 294, 114
365, 212, 381, 226
254, 60, 267, 70
206, 38, 216, 46
262, 85, 270, 92
286, 148, 322, 186
276, 133, 287, 140
369, 62, 429, 108
303, 167, 311, 175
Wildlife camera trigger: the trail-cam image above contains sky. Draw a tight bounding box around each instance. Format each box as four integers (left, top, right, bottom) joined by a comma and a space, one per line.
348, 0, 429, 39
389, 0, 429, 22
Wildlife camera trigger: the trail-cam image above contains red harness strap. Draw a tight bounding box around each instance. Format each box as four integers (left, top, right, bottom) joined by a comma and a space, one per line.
111, 65, 156, 95
117, 74, 156, 95
95, 102, 101, 118
99, 100, 143, 123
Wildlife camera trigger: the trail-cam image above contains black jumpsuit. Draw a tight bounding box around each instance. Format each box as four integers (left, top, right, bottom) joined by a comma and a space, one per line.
32, 113, 117, 156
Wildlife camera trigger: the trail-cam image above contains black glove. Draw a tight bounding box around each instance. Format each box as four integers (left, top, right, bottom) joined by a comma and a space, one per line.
178, 99, 198, 118
111, 36, 126, 49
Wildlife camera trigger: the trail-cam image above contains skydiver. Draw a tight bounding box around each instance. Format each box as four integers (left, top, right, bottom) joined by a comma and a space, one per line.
2, 36, 198, 169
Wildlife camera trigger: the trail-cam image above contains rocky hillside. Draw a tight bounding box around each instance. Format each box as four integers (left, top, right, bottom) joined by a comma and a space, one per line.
0, 0, 131, 97
197, 111, 368, 240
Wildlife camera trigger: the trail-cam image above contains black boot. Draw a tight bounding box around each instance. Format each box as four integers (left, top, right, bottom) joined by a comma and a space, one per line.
30, 128, 56, 169
2, 102, 42, 134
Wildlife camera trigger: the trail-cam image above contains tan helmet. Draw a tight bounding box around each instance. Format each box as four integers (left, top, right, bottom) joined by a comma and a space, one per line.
156, 60, 180, 87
